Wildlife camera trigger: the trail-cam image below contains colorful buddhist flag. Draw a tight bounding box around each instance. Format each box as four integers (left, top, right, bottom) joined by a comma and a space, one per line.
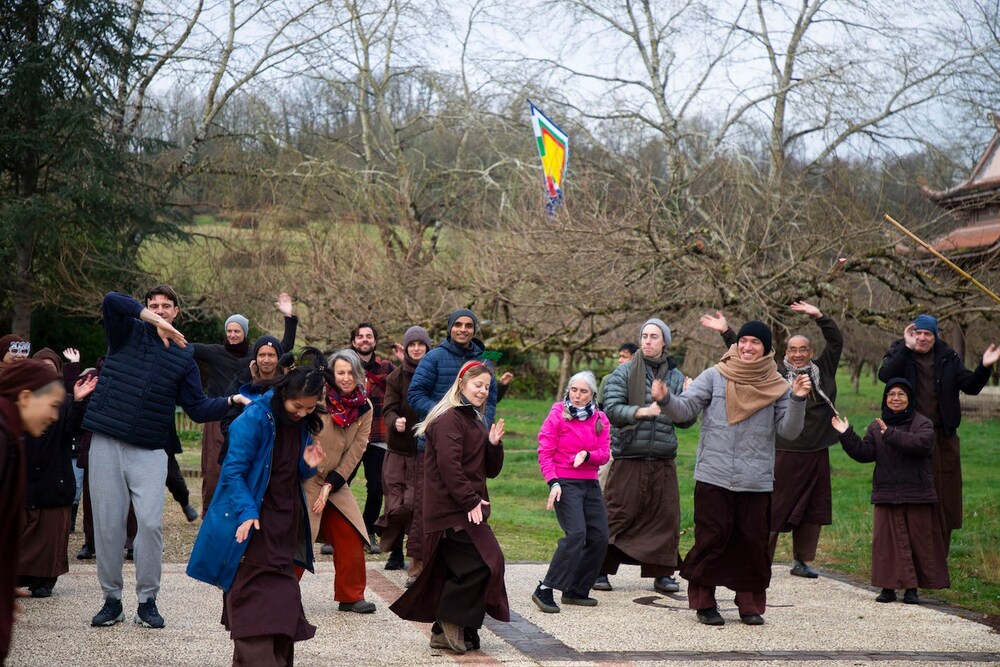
529, 101, 569, 214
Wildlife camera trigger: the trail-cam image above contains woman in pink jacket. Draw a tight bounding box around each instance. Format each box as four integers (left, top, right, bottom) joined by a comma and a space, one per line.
532, 371, 611, 613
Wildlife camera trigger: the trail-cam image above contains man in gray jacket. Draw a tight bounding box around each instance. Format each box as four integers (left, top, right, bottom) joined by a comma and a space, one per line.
662, 321, 810, 627
594, 319, 693, 595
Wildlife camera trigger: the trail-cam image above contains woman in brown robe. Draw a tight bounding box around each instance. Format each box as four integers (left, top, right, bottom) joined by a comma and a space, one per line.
390, 361, 507, 655
187, 361, 326, 667
832, 378, 949, 604
0, 359, 66, 664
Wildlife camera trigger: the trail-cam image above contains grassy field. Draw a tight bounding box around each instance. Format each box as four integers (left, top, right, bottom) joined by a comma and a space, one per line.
178, 370, 1000, 618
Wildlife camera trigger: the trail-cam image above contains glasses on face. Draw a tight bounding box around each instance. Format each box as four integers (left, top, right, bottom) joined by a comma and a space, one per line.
8, 341, 30, 358
886, 391, 907, 398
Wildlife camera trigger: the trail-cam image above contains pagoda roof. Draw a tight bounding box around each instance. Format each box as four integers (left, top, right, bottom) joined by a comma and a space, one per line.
921, 114, 1000, 209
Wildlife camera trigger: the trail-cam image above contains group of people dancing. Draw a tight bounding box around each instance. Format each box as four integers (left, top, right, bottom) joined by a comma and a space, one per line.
1, 285, 995, 666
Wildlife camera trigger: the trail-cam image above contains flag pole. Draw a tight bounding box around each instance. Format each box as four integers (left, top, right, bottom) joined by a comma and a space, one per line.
883, 213, 1000, 305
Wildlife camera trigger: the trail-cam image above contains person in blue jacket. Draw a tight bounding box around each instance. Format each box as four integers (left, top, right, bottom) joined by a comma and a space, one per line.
188, 359, 327, 667
408, 309, 497, 426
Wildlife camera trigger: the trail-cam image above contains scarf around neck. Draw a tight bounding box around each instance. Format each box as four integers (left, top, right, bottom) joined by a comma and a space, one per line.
714, 345, 788, 425
326, 385, 368, 427
563, 397, 596, 421
627, 351, 673, 407
881, 379, 915, 426
782, 359, 838, 416
225, 340, 250, 358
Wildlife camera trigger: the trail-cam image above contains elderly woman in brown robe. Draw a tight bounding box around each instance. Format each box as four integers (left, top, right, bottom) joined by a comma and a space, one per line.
0, 359, 66, 663
832, 378, 949, 604
390, 361, 507, 655
301, 349, 377, 613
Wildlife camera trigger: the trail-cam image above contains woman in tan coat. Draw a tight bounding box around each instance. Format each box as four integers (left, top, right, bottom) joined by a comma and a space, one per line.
301, 349, 377, 613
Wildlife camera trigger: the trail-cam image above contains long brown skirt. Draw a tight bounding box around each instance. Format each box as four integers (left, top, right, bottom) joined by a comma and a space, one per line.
406, 454, 425, 561
376, 450, 416, 552
201, 420, 225, 516
681, 482, 771, 593
871, 504, 950, 590
932, 431, 962, 532
771, 449, 832, 531
18, 507, 70, 578
602, 458, 680, 569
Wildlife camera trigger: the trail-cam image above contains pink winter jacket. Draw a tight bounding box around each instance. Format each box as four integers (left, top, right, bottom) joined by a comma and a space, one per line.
537, 402, 611, 484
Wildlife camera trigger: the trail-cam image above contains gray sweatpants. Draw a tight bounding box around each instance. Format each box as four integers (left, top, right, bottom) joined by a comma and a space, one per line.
89, 433, 167, 603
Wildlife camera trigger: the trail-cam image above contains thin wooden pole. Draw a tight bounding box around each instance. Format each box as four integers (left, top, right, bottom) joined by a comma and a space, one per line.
883, 213, 1000, 306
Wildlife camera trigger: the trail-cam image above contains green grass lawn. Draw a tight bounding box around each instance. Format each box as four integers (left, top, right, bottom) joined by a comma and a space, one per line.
180, 370, 1000, 617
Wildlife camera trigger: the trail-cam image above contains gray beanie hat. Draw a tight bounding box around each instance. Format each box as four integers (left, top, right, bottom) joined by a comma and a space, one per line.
225, 314, 249, 337
640, 318, 672, 349
403, 326, 432, 349
447, 308, 478, 335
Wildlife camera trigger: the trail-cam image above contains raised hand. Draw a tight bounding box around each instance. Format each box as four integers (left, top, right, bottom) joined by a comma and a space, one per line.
489, 418, 505, 444
875, 417, 887, 434
699, 310, 728, 333
791, 373, 812, 397
467, 499, 490, 525
830, 415, 849, 433
302, 442, 324, 468
62, 347, 81, 363
275, 291, 293, 318
154, 319, 187, 349
651, 379, 668, 401
73, 375, 99, 401
790, 301, 822, 319
235, 518, 259, 543
499, 372, 514, 385
903, 323, 918, 350
546, 485, 561, 511
982, 343, 1000, 368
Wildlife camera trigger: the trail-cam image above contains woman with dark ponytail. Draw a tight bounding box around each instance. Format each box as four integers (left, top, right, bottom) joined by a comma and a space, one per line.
187, 353, 327, 667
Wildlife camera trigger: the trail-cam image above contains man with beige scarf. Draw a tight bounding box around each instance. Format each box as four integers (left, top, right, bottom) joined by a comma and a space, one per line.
662, 321, 811, 627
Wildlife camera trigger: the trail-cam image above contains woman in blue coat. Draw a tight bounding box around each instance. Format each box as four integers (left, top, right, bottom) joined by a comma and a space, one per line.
188, 360, 326, 667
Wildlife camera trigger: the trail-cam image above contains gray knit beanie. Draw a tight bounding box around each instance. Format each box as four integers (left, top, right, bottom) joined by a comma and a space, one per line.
225, 314, 249, 337
447, 309, 478, 335
640, 318, 672, 349
403, 326, 432, 349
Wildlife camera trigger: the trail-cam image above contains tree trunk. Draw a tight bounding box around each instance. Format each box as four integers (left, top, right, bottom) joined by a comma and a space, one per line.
850, 359, 861, 394
555, 347, 574, 399
12, 235, 34, 337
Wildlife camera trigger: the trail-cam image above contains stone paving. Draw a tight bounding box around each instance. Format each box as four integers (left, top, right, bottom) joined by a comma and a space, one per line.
9, 561, 1000, 666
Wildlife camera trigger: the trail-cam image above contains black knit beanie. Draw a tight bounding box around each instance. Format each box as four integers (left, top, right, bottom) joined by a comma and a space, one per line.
447, 309, 478, 335
736, 321, 773, 355
252, 335, 283, 359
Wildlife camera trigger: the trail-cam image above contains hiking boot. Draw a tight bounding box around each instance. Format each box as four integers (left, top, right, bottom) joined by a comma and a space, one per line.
903, 588, 919, 604
875, 588, 897, 603
561, 592, 598, 607
385, 554, 406, 570
91, 597, 125, 627
790, 560, 819, 578
30, 587, 52, 598
592, 574, 612, 591
654, 575, 681, 593
740, 614, 765, 625
696, 607, 725, 626
439, 621, 467, 654
338, 599, 376, 614
76, 544, 95, 560
135, 597, 165, 628
531, 583, 560, 613
430, 631, 474, 652
182, 504, 198, 522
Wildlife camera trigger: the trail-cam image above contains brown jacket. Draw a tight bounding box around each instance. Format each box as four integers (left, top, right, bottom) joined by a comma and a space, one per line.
383, 365, 419, 455
303, 405, 372, 544
422, 404, 504, 533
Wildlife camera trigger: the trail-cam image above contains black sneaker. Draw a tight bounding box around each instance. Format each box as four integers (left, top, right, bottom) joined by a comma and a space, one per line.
31, 587, 53, 598
875, 588, 897, 603
385, 555, 406, 570
654, 575, 681, 593
696, 606, 725, 626
591, 574, 612, 591
338, 599, 376, 613
91, 597, 125, 627
366, 533, 381, 554
531, 583, 560, 613
790, 560, 819, 578
740, 614, 765, 626
76, 544, 96, 560
561, 592, 598, 607
182, 504, 198, 522
135, 597, 165, 628
903, 588, 919, 604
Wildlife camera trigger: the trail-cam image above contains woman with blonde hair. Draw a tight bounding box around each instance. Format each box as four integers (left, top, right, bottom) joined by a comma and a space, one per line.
532, 370, 610, 613
390, 360, 507, 655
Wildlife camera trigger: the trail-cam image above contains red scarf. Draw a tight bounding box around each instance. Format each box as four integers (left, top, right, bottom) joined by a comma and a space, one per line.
326, 385, 368, 427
